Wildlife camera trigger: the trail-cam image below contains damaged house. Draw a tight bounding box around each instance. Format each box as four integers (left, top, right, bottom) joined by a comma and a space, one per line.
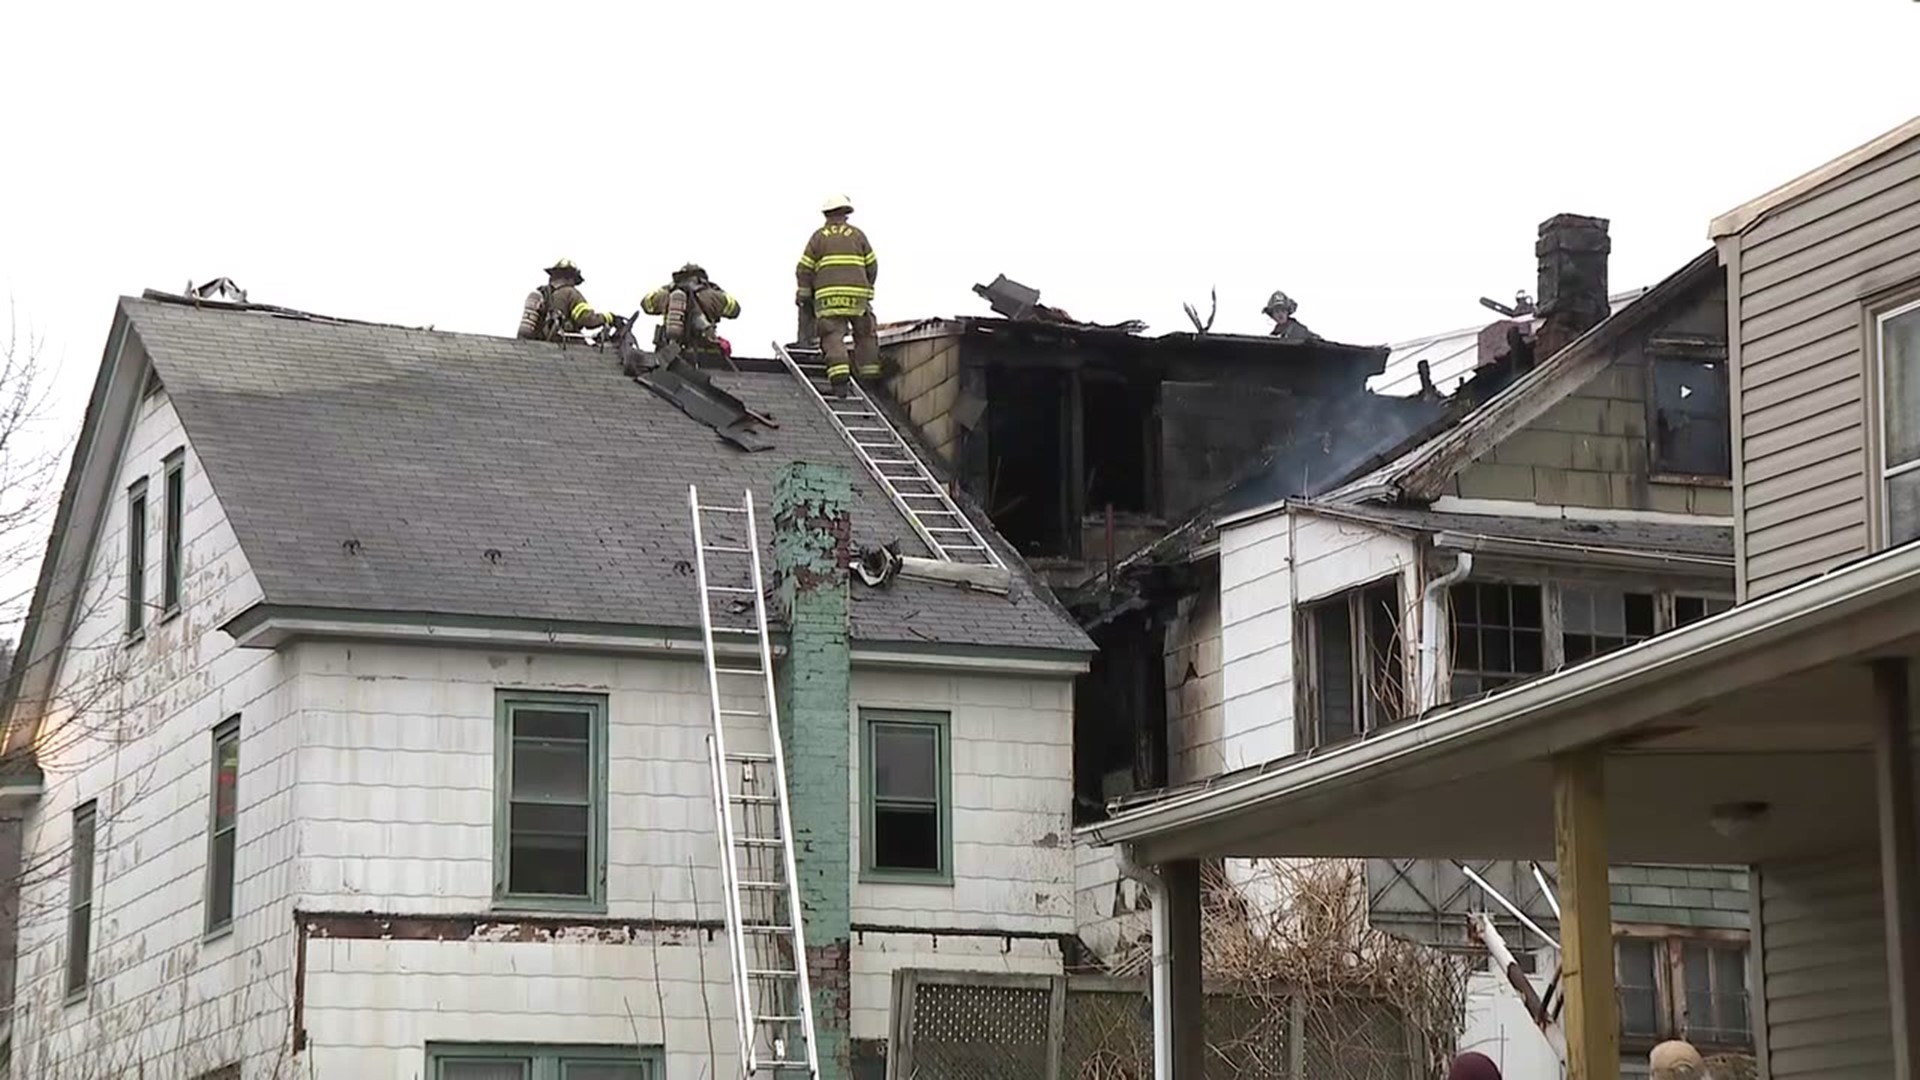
0, 291, 1097, 1078
1088, 213, 1768, 1077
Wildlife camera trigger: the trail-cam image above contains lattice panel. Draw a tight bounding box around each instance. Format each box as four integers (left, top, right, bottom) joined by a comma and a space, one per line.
909, 981, 1052, 1079
1299, 1001, 1417, 1080
1062, 988, 1152, 1080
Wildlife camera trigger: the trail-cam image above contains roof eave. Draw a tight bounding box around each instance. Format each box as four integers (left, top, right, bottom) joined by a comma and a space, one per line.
1710, 114, 1920, 240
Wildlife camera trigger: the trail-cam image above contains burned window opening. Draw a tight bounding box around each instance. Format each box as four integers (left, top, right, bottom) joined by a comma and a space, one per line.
985, 365, 1072, 556
1449, 582, 1545, 700
1674, 594, 1733, 627
1080, 372, 1156, 516
1073, 612, 1169, 824
1650, 355, 1731, 479
1300, 579, 1407, 750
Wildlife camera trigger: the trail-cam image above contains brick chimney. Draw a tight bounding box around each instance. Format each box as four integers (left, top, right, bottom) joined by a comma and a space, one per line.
772, 462, 854, 1080
1534, 214, 1611, 359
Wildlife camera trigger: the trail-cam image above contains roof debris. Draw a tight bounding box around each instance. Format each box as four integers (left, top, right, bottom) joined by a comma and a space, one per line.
971, 273, 1149, 334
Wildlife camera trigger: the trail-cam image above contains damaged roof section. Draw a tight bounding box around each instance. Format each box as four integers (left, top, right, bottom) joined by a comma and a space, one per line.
120, 295, 1091, 655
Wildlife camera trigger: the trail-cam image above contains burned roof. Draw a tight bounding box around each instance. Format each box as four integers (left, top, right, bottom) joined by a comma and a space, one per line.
119, 295, 1092, 655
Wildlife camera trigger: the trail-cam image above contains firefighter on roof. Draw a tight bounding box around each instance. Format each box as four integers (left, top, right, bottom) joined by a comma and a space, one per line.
517, 259, 619, 342
796, 194, 880, 396
641, 263, 741, 356
1262, 289, 1323, 345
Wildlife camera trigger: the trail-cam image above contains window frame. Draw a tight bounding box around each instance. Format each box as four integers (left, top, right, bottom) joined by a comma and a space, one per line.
162, 449, 185, 618
206, 715, 241, 937
425, 1042, 664, 1080
65, 799, 98, 1001
858, 709, 953, 885
1871, 292, 1920, 550
1645, 337, 1733, 484
1613, 925, 1753, 1055
1296, 575, 1409, 750
125, 479, 149, 640
493, 691, 610, 913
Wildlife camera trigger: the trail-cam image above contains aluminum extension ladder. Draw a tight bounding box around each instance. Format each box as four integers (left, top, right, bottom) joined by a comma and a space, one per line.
688, 485, 820, 1080
773, 342, 1003, 569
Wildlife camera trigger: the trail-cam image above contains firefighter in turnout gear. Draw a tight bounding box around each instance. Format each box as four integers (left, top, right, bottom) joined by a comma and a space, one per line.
1261, 289, 1323, 345
796, 194, 880, 396
517, 259, 619, 342
641, 263, 741, 359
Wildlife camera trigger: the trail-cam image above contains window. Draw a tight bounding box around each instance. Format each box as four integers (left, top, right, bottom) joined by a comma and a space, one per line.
1614, 931, 1752, 1051
66, 800, 97, 998
1448, 582, 1544, 699
426, 1044, 661, 1080
1673, 594, 1733, 628
162, 450, 185, 615
495, 692, 608, 909
207, 716, 240, 934
860, 711, 950, 881
1877, 299, 1920, 546
126, 480, 148, 638
1560, 587, 1655, 664
1300, 578, 1407, 747
1649, 351, 1731, 479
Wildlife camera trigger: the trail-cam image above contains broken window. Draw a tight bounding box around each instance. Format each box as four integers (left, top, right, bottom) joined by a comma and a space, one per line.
1877, 299, 1920, 545
1301, 580, 1407, 748
1081, 371, 1155, 515
985, 365, 1073, 556
207, 715, 241, 934
126, 479, 148, 638
1448, 582, 1544, 700
1650, 356, 1731, 479
66, 799, 97, 998
862, 711, 949, 880
1615, 932, 1753, 1052
1560, 587, 1656, 665
496, 693, 606, 908
1674, 594, 1733, 628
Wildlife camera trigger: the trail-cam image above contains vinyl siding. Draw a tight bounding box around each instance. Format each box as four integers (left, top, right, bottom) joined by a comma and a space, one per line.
1731, 134, 1920, 598
880, 334, 964, 465
1754, 852, 1893, 1080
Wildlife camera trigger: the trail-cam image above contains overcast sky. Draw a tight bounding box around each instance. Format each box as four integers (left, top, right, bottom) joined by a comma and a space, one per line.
0, 0, 1915, 624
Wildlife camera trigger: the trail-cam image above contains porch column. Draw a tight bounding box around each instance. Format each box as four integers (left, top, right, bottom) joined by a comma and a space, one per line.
1554, 747, 1619, 1080
1164, 858, 1206, 1079
1872, 658, 1920, 1080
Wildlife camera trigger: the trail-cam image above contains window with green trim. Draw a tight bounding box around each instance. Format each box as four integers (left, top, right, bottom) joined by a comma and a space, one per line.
426, 1043, 662, 1079
495, 692, 608, 909
162, 449, 185, 616
207, 716, 241, 935
860, 710, 951, 881
126, 479, 148, 638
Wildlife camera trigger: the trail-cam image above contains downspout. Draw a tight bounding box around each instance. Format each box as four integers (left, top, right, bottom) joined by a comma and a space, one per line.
1116, 844, 1172, 1080
1418, 552, 1473, 713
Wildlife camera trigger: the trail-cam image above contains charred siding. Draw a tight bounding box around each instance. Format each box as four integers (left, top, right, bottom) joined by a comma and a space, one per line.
1731, 135, 1920, 598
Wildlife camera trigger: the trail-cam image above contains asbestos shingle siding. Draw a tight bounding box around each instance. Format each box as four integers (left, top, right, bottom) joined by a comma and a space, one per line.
123, 297, 1092, 654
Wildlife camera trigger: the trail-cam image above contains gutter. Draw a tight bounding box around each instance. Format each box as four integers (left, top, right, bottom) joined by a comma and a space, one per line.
1431, 531, 1733, 573
1084, 538, 1920, 848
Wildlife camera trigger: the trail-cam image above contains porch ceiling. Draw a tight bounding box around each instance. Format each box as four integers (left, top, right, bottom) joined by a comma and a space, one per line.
1090, 542, 1920, 869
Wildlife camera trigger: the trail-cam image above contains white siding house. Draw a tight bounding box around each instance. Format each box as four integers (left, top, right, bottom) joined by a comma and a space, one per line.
1, 294, 1092, 1078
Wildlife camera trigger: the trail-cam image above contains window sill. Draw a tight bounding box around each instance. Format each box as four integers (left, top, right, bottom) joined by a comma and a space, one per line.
1650, 473, 1732, 488
204, 923, 234, 944
124, 630, 145, 649
160, 607, 183, 626
62, 987, 87, 1008
859, 869, 954, 888
491, 897, 609, 916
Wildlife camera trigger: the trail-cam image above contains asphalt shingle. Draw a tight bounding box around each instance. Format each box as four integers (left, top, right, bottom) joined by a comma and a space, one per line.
124, 297, 1093, 655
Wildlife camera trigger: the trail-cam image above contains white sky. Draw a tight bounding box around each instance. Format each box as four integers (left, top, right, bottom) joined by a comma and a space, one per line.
0, 0, 1915, 630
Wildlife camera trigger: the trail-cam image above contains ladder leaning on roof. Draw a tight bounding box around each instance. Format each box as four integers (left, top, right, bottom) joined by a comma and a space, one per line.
687, 485, 820, 1080
773, 341, 1003, 569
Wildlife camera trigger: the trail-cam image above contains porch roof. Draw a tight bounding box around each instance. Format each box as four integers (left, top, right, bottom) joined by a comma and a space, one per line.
1080, 541, 1920, 867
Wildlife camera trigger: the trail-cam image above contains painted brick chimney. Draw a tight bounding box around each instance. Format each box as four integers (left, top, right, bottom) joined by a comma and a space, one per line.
771, 462, 853, 1080
1534, 213, 1611, 360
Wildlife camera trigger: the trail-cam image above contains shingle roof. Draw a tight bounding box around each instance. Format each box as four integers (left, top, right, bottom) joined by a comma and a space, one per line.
123, 296, 1092, 654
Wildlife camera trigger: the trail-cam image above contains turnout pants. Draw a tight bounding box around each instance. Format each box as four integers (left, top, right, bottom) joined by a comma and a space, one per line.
816, 311, 880, 391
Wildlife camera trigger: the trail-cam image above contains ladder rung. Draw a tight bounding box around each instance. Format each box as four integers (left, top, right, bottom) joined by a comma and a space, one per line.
870, 459, 914, 466
740, 880, 786, 889
736, 837, 785, 847
763, 1062, 811, 1070
708, 585, 755, 594
743, 923, 794, 933
718, 708, 764, 718
732, 793, 777, 804
748, 968, 801, 978
940, 543, 986, 550
704, 545, 751, 554
729, 751, 775, 763
701, 506, 749, 515
715, 668, 764, 677
926, 527, 972, 533
758, 1014, 806, 1023
710, 626, 758, 635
